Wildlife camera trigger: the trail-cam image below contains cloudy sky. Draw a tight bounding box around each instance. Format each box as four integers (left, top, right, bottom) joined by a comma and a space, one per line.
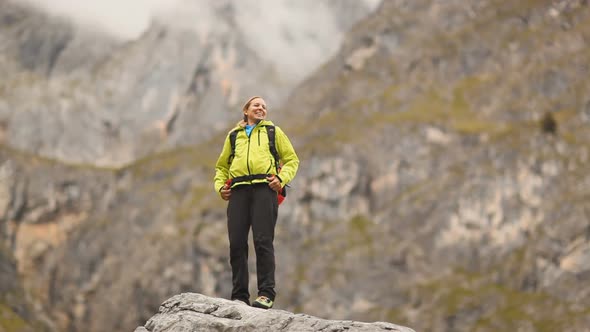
17, 0, 181, 39
15, 0, 381, 81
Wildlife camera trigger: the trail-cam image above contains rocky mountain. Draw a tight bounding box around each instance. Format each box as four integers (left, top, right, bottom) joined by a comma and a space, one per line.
134, 293, 415, 332
1, 0, 590, 332
0, 0, 379, 167
275, 1, 590, 331
0, 243, 48, 332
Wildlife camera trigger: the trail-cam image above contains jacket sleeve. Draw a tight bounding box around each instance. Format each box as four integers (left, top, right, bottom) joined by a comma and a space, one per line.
275, 126, 299, 186
214, 134, 232, 195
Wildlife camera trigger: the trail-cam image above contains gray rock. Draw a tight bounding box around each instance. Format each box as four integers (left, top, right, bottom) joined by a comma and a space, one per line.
137, 293, 415, 332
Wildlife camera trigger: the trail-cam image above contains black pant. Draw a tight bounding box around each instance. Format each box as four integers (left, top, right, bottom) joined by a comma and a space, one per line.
227, 183, 278, 302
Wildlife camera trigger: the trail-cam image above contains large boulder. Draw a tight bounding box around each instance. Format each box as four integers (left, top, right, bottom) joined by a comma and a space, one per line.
135, 293, 415, 332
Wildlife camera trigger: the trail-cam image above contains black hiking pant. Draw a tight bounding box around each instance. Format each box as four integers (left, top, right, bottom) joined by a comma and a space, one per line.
227, 183, 278, 302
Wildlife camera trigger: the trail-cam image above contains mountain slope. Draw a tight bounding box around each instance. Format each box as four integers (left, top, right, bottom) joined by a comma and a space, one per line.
0, 0, 379, 167
0, 1, 589, 332
275, 0, 590, 330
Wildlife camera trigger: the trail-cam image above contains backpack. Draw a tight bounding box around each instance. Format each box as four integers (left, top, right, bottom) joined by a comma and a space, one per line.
227, 125, 287, 203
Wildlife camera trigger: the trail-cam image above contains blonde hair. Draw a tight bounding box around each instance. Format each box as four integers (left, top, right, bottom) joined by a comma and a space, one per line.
242, 96, 264, 122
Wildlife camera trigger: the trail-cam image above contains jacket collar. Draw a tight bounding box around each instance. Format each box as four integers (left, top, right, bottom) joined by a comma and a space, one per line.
235, 119, 274, 129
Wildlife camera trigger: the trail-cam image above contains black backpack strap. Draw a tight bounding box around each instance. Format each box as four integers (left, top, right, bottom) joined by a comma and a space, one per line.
264, 125, 280, 172
265, 125, 287, 197
228, 129, 239, 164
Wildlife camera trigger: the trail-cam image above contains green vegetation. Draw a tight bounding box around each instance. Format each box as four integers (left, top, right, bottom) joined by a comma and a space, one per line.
377, 83, 508, 136
0, 145, 117, 172
410, 268, 590, 331
473, 284, 590, 331
293, 74, 522, 156
124, 141, 220, 179
175, 186, 215, 223
348, 215, 374, 252
0, 303, 28, 332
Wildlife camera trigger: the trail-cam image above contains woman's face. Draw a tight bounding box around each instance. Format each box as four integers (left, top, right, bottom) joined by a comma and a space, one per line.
244, 97, 267, 124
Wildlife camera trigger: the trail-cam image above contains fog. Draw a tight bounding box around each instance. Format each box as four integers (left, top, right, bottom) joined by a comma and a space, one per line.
14, 0, 381, 81
15, 0, 183, 39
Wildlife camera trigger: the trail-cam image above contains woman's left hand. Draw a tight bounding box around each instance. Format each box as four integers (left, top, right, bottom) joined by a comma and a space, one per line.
266, 175, 282, 193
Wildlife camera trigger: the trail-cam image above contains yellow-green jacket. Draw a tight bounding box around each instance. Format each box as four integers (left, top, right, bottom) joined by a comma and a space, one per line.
214, 120, 299, 195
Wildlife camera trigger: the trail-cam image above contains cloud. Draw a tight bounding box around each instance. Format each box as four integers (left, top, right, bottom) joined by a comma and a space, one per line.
13, 0, 382, 82
16, 0, 179, 40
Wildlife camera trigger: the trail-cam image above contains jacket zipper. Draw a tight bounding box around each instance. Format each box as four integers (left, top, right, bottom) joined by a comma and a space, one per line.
246, 131, 252, 179
259, 128, 272, 174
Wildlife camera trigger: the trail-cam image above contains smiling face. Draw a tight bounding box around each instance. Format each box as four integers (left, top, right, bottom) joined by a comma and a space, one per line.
243, 97, 267, 125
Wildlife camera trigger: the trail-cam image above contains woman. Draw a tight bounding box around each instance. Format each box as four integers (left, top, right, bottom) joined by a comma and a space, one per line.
214, 96, 299, 309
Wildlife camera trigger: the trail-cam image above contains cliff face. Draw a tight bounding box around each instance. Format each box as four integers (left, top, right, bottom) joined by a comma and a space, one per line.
0, 244, 49, 332
0, 0, 379, 167
1, 1, 590, 332
276, 1, 590, 330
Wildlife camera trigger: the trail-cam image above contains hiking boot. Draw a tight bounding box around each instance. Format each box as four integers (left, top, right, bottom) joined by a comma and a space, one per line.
252, 296, 273, 309
232, 298, 250, 306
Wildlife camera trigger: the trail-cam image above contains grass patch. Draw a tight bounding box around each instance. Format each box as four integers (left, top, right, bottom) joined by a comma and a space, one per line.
0, 303, 28, 332
413, 268, 590, 332
175, 186, 214, 223
124, 143, 219, 179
